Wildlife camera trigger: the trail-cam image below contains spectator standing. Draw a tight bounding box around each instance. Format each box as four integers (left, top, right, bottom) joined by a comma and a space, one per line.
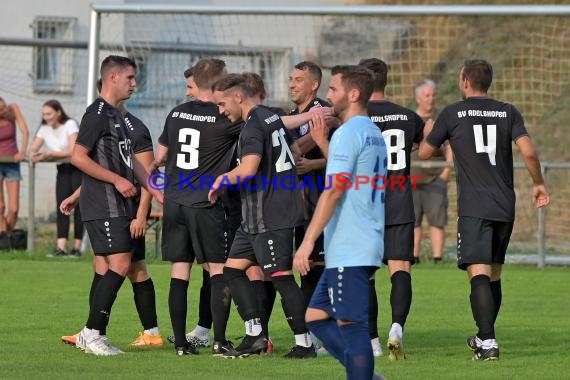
30, 99, 83, 257
0, 97, 29, 232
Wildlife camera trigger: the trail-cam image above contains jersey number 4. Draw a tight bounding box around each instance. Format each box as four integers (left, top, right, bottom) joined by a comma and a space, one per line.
271, 128, 295, 173
473, 124, 497, 166
176, 128, 201, 170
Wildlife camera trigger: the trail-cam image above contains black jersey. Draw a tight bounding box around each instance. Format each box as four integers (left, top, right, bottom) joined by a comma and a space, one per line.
289, 98, 330, 218
125, 112, 153, 206
427, 97, 528, 222
125, 112, 153, 155
368, 100, 424, 225
238, 105, 303, 234
76, 98, 135, 221
158, 100, 241, 208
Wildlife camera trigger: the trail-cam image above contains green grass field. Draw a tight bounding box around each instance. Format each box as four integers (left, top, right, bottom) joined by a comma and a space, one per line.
0, 256, 568, 380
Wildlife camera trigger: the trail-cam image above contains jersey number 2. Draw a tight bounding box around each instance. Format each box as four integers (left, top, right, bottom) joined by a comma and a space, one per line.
271, 128, 295, 173
473, 124, 496, 166
177, 128, 201, 170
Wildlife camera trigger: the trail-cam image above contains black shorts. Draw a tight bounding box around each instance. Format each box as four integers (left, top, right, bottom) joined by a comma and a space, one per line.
295, 225, 325, 264
161, 199, 229, 264
229, 227, 294, 274
382, 222, 415, 265
457, 216, 514, 270
84, 217, 133, 255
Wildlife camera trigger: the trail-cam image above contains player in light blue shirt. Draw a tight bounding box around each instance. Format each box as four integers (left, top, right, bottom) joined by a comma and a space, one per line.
294, 65, 387, 380
323, 115, 386, 269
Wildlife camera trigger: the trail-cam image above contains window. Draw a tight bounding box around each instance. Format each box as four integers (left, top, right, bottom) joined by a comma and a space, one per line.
32, 16, 77, 93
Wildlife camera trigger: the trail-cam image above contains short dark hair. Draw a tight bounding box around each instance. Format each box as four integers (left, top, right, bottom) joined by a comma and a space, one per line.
100, 55, 136, 80
331, 65, 374, 107
241, 72, 266, 100
183, 66, 194, 79
42, 99, 71, 125
294, 61, 323, 86
462, 59, 493, 92
212, 73, 255, 98
358, 58, 388, 93
193, 59, 226, 90
96, 78, 102, 93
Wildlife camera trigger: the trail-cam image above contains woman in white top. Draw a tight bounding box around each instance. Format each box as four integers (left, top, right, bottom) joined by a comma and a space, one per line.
30, 99, 83, 258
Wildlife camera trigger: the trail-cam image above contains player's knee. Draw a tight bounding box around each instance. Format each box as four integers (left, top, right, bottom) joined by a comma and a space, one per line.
127, 262, 149, 282
305, 307, 329, 323
110, 262, 130, 277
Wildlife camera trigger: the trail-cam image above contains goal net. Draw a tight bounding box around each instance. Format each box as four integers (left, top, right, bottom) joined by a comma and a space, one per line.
88, 5, 570, 255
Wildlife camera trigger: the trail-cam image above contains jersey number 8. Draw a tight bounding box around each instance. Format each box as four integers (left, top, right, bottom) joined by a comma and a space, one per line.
381, 129, 406, 171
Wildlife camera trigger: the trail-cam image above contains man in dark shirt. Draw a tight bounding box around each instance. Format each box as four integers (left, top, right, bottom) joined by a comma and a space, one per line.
155, 58, 239, 356
287, 61, 333, 353
72, 55, 162, 356
288, 62, 330, 322
210, 73, 318, 359
359, 58, 424, 361
419, 59, 550, 360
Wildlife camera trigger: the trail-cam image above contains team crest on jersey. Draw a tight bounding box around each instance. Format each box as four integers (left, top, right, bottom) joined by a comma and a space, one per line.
118, 139, 133, 168
300, 123, 309, 136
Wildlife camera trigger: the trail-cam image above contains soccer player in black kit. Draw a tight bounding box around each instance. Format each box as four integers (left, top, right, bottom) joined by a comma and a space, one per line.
209, 73, 318, 359
72, 55, 163, 356
288, 62, 330, 325
359, 58, 424, 361
155, 58, 240, 356
419, 59, 550, 360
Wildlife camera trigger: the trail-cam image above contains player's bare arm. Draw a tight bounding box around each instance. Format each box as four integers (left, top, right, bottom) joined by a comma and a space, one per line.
153, 143, 168, 169
208, 154, 262, 204
440, 143, 454, 182
131, 150, 154, 239
293, 133, 318, 157
59, 186, 81, 215
296, 157, 326, 175
132, 154, 164, 206
293, 174, 345, 276
309, 110, 330, 159
515, 135, 551, 208
281, 106, 329, 130
71, 143, 137, 198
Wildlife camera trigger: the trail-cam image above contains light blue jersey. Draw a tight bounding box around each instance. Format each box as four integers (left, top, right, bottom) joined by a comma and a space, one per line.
324, 115, 387, 268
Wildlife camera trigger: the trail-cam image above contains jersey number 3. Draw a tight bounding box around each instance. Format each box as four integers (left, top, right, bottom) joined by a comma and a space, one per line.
473, 124, 496, 166
177, 128, 201, 170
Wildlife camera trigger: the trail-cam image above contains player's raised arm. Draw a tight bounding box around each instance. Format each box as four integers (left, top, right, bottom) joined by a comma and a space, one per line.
208, 154, 261, 204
